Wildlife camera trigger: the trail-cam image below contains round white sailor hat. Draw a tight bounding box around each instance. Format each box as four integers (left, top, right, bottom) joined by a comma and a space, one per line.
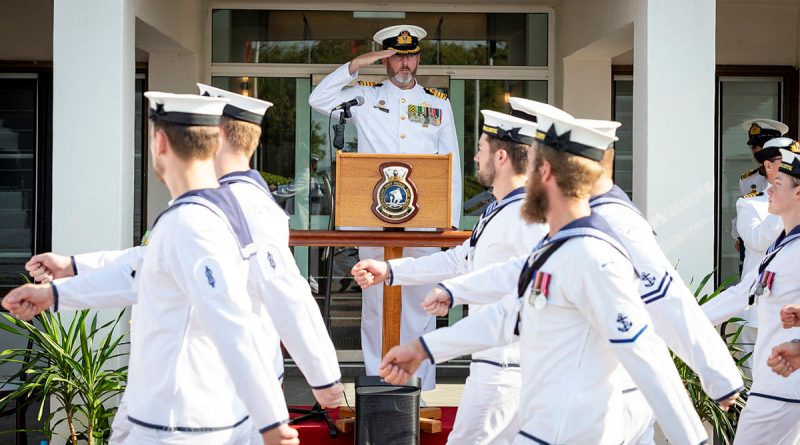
373, 25, 427, 54
196, 83, 273, 126
779, 146, 800, 179
575, 119, 621, 141
508, 97, 574, 124
145, 91, 228, 126
535, 110, 615, 161
480, 110, 537, 145
742, 118, 789, 146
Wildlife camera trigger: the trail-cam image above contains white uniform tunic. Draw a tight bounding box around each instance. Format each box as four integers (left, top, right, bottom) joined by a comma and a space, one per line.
388, 188, 546, 444
57, 188, 289, 441
309, 62, 462, 389
739, 167, 769, 196
421, 214, 707, 445
704, 226, 800, 445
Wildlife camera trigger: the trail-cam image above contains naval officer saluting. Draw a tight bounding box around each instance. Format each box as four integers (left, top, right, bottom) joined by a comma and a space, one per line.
309, 24, 462, 392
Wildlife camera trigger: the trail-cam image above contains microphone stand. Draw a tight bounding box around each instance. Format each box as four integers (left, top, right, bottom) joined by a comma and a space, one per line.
289, 103, 354, 438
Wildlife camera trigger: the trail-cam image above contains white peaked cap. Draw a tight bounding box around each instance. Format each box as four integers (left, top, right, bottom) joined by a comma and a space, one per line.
533, 106, 616, 161
575, 119, 621, 141
145, 91, 228, 126
373, 24, 427, 45
480, 110, 537, 144
197, 83, 273, 125
741, 118, 789, 135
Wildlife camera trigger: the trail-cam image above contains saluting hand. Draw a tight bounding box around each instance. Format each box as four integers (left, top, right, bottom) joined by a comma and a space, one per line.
25, 252, 73, 283
348, 49, 397, 75
421, 287, 452, 317
1, 283, 55, 321
379, 339, 428, 385
767, 341, 800, 377
350, 259, 388, 289
780, 304, 800, 328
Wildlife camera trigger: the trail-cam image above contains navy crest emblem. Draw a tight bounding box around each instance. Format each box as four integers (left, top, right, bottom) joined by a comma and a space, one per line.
616, 313, 632, 333
372, 162, 419, 224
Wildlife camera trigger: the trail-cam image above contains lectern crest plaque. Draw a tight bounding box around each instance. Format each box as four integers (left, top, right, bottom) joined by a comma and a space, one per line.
372, 162, 419, 224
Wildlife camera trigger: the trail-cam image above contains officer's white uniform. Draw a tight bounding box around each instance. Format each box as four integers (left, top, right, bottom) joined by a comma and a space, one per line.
704, 227, 800, 444
308, 26, 462, 390
421, 213, 707, 445
739, 168, 768, 196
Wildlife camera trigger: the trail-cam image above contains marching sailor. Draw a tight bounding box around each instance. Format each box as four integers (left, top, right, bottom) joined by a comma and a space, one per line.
350, 110, 547, 444
704, 147, 800, 445
380, 105, 707, 444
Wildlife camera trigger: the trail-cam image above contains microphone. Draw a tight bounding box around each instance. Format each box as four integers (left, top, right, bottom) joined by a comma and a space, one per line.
332, 96, 365, 111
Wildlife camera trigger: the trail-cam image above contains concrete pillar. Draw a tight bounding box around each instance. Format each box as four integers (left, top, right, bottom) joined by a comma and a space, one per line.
52, 0, 135, 252
563, 58, 612, 119
145, 52, 199, 227
632, 0, 716, 284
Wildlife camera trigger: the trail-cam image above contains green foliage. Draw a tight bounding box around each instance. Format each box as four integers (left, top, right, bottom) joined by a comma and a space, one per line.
259, 171, 291, 188
0, 310, 128, 445
678, 272, 751, 444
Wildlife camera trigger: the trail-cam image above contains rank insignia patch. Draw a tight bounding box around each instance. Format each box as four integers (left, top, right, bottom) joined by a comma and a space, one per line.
616, 313, 633, 333
205, 266, 216, 288
372, 162, 419, 224
267, 252, 277, 270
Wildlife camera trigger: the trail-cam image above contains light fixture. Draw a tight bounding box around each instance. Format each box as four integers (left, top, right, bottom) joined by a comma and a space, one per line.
241, 76, 250, 97
353, 11, 406, 19
503, 92, 511, 104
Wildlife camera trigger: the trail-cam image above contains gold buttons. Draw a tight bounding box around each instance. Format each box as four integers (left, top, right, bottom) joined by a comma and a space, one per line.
400, 98, 406, 103
400, 133, 406, 139
401, 115, 406, 120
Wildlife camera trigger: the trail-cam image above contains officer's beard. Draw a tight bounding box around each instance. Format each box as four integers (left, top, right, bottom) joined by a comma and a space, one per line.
388, 65, 417, 87
476, 162, 496, 187
521, 169, 548, 224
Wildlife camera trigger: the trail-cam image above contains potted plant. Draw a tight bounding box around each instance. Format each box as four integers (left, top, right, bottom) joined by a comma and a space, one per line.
0, 309, 127, 445
676, 272, 751, 445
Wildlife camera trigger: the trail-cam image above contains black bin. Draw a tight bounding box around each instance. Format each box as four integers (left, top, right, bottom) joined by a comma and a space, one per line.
355, 375, 421, 445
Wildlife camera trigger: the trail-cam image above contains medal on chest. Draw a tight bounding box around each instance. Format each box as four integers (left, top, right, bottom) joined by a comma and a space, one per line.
754, 270, 775, 300
528, 270, 551, 310
407, 105, 442, 126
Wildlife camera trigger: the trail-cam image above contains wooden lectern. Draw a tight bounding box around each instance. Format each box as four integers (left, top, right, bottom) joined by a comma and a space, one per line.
335, 152, 454, 355
289, 152, 469, 433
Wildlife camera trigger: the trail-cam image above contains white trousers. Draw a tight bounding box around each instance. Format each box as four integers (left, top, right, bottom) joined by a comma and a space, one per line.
733, 395, 800, 445
622, 389, 655, 445
109, 393, 132, 445
359, 246, 438, 391
446, 362, 521, 445
122, 417, 252, 445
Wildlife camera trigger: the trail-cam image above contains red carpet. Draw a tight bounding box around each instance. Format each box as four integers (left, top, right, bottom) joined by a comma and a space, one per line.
289, 406, 456, 445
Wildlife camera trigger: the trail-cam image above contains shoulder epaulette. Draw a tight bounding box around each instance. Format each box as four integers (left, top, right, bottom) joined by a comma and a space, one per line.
740, 191, 764, 199
357, 81, 383, 87
740, 168, 759, 180
424, 87, 448, 101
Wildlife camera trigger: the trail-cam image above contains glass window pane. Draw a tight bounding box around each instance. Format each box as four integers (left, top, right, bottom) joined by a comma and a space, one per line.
134, 77, 144, 244
462, 80, 547, 218
0, 78, 36, 288
212, 10, 548, 66
718, 79, 781, 283
613, 78, 633, 198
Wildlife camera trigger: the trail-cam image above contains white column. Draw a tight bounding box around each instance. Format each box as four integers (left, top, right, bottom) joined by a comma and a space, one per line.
53, 0, 135, 253
632, 0, 716, 285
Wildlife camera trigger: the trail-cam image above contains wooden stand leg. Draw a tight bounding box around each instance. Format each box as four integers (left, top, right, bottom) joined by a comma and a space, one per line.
382, 246, 404, 356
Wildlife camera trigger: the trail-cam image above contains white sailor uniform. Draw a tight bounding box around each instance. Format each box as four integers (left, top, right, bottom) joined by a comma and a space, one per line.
389, 187, 546, 444
56, 187, 289, 443
703, 226, 800, 445
420, 214, 707, 444
739, 167, 769, 196
590, 186, 744, 444
309, 62, 462, 389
